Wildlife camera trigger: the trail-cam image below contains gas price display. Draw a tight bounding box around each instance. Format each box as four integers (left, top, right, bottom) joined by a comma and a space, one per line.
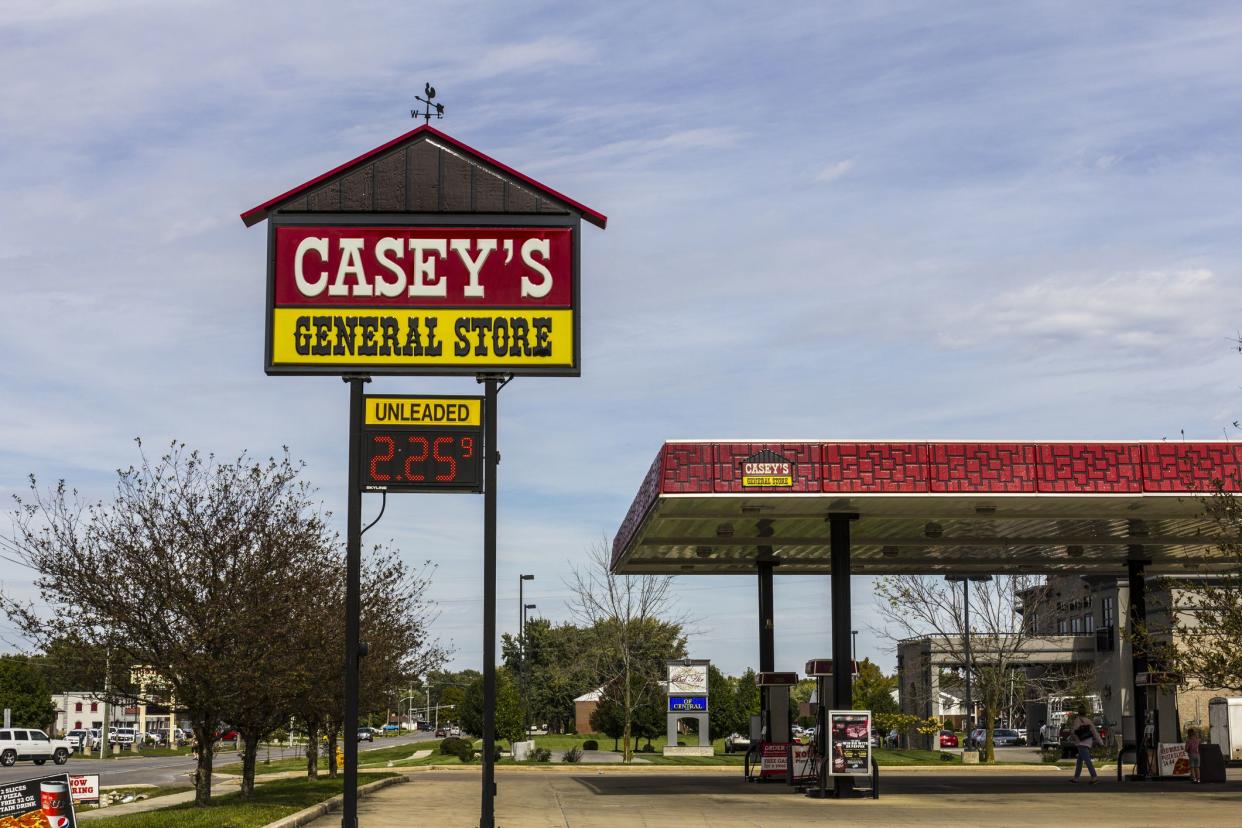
360, 395, 484, 493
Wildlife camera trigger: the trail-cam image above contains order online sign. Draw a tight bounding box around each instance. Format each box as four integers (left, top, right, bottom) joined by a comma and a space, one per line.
266, 226, 577, 376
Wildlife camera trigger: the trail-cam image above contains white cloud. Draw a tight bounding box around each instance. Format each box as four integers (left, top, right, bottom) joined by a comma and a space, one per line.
815, 159, 854, 183
943, 268, 1227, 350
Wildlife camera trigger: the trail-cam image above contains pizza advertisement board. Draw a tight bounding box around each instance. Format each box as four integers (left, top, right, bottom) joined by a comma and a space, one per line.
827, 710, 872, 776
266, 224, 578, 376
1157, 742, 1190, 777
0, 772, 78, 827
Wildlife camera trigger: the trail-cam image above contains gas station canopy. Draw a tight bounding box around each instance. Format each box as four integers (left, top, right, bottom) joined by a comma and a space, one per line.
611, 441, 1242, 576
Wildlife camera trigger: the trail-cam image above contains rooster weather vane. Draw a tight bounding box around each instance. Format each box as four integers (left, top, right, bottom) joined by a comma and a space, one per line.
411, 83, 445, 124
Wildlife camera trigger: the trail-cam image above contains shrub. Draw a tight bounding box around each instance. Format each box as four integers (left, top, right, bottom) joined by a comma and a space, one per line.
438, 737, 474, 762
563, 746, 583, 764
582, 739, 598, 751
637, 744, 655, 753
530, 747, 552, 763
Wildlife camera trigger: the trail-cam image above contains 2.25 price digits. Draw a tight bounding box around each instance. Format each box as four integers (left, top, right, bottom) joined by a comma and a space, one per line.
366, 433, 477, 488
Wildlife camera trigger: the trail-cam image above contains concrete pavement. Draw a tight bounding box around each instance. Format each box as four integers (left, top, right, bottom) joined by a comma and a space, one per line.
303, 766, 1242, 828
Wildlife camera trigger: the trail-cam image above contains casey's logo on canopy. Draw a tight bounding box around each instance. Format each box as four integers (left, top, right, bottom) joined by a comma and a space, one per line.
740, 450, 795, 488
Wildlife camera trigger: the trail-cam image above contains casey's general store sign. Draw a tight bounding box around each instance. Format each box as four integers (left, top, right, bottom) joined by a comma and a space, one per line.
268, 225, 576, 374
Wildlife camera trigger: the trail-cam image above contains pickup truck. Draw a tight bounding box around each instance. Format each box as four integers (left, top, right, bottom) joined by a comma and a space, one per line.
0, 728, 72, 766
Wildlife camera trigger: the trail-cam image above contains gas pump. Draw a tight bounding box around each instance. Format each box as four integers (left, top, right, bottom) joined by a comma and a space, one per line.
747, 671, 798, 781
805, 658, 869, 798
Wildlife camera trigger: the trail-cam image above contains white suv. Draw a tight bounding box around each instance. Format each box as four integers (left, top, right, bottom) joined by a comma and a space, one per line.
0, 728, 72, 766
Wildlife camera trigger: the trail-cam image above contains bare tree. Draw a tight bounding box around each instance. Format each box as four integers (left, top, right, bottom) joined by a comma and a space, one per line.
875, 574, 1061, 761
568, 540, 685, 762
3, 441, 328, 805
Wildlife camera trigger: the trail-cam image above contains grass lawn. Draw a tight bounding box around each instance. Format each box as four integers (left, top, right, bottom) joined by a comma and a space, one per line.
218, 742, 427, 775
527, 735, 957, 766
124, 747, 195, 759
532, 732, 731, 754
84, 773, 398, 828
873, 748, 960, 765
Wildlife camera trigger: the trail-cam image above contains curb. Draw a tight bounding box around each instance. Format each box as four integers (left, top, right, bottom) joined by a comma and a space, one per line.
398, 762, 1073, 776
261, 775, 407, 828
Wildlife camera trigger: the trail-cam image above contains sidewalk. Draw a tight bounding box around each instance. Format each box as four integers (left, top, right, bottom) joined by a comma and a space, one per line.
302, 766, 1242, 828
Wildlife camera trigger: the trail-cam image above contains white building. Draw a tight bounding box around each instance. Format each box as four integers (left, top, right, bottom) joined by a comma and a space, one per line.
52, 691, 137, 735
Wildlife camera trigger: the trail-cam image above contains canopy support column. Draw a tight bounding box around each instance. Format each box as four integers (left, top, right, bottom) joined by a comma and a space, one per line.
1128, 554, 1150, 778
758, 559, 775, 673
829, 513, 857, 796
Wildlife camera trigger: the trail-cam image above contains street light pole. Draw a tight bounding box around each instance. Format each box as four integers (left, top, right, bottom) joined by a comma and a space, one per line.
519, 574, 534, 737
946, 575, 992, 746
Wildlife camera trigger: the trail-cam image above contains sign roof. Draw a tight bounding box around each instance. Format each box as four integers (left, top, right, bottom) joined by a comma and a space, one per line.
240, 124, 606, 229
612, 440, 1242, 576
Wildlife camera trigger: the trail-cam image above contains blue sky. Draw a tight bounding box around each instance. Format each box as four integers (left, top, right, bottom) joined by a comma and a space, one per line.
1, 1, 1240, 676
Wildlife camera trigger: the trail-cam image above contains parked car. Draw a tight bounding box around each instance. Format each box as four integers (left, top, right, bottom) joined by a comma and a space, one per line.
357, 728, 373, 742
111, 727, 138, 745
434, 727, 448, 738
382, 723, 401, 734
993, 728, 1025, 746
65, 730, 88, 751
939, 730, 959, 748
0, 729, 72, 767
151, 728, 187, 746
723, 732, 751, 754
417, 722, 434, 732
448, 726, 462, 737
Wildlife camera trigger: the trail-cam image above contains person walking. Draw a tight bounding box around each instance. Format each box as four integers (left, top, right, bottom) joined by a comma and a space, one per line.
1185, 728, 1202, 784
1068, 706, 1103, 784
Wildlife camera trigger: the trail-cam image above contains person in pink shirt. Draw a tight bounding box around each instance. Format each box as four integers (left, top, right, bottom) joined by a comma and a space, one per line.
1185, 728, 1202, 784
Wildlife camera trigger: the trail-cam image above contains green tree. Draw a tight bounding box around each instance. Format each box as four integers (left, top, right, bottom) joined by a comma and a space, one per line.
589, 695, 626, 751
2, 444, 343, 805
0, 655, 56, 729
440, 685, 465, 719
734, 668, 760, 732
852, 659, 898, 714
502, 619, 596, 734
458, 669, 523, 745
632, 696, 664, 749
707, 665, 740, 739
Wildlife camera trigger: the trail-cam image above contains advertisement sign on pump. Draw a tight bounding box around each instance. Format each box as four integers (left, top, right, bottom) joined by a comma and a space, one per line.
1157, 742, 1190, 777
0, 773, 78, 827
827, 710, 872, 776
758, 742, 816, 780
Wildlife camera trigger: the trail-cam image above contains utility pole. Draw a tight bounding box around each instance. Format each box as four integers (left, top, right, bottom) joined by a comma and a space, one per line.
99, 651, 111, 760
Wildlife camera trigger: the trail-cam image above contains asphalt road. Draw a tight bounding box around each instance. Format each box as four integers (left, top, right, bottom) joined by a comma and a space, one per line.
0, 731, 435, 788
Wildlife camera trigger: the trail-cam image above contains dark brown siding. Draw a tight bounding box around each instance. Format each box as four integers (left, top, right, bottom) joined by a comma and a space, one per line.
274, 135, 570, 219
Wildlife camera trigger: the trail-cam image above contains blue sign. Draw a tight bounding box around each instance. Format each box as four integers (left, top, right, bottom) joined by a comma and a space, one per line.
668, 695, 708, 713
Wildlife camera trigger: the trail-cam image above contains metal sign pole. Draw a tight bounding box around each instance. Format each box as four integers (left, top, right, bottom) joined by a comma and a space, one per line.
480, 376, 499, 828
342, 376, 366, 828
